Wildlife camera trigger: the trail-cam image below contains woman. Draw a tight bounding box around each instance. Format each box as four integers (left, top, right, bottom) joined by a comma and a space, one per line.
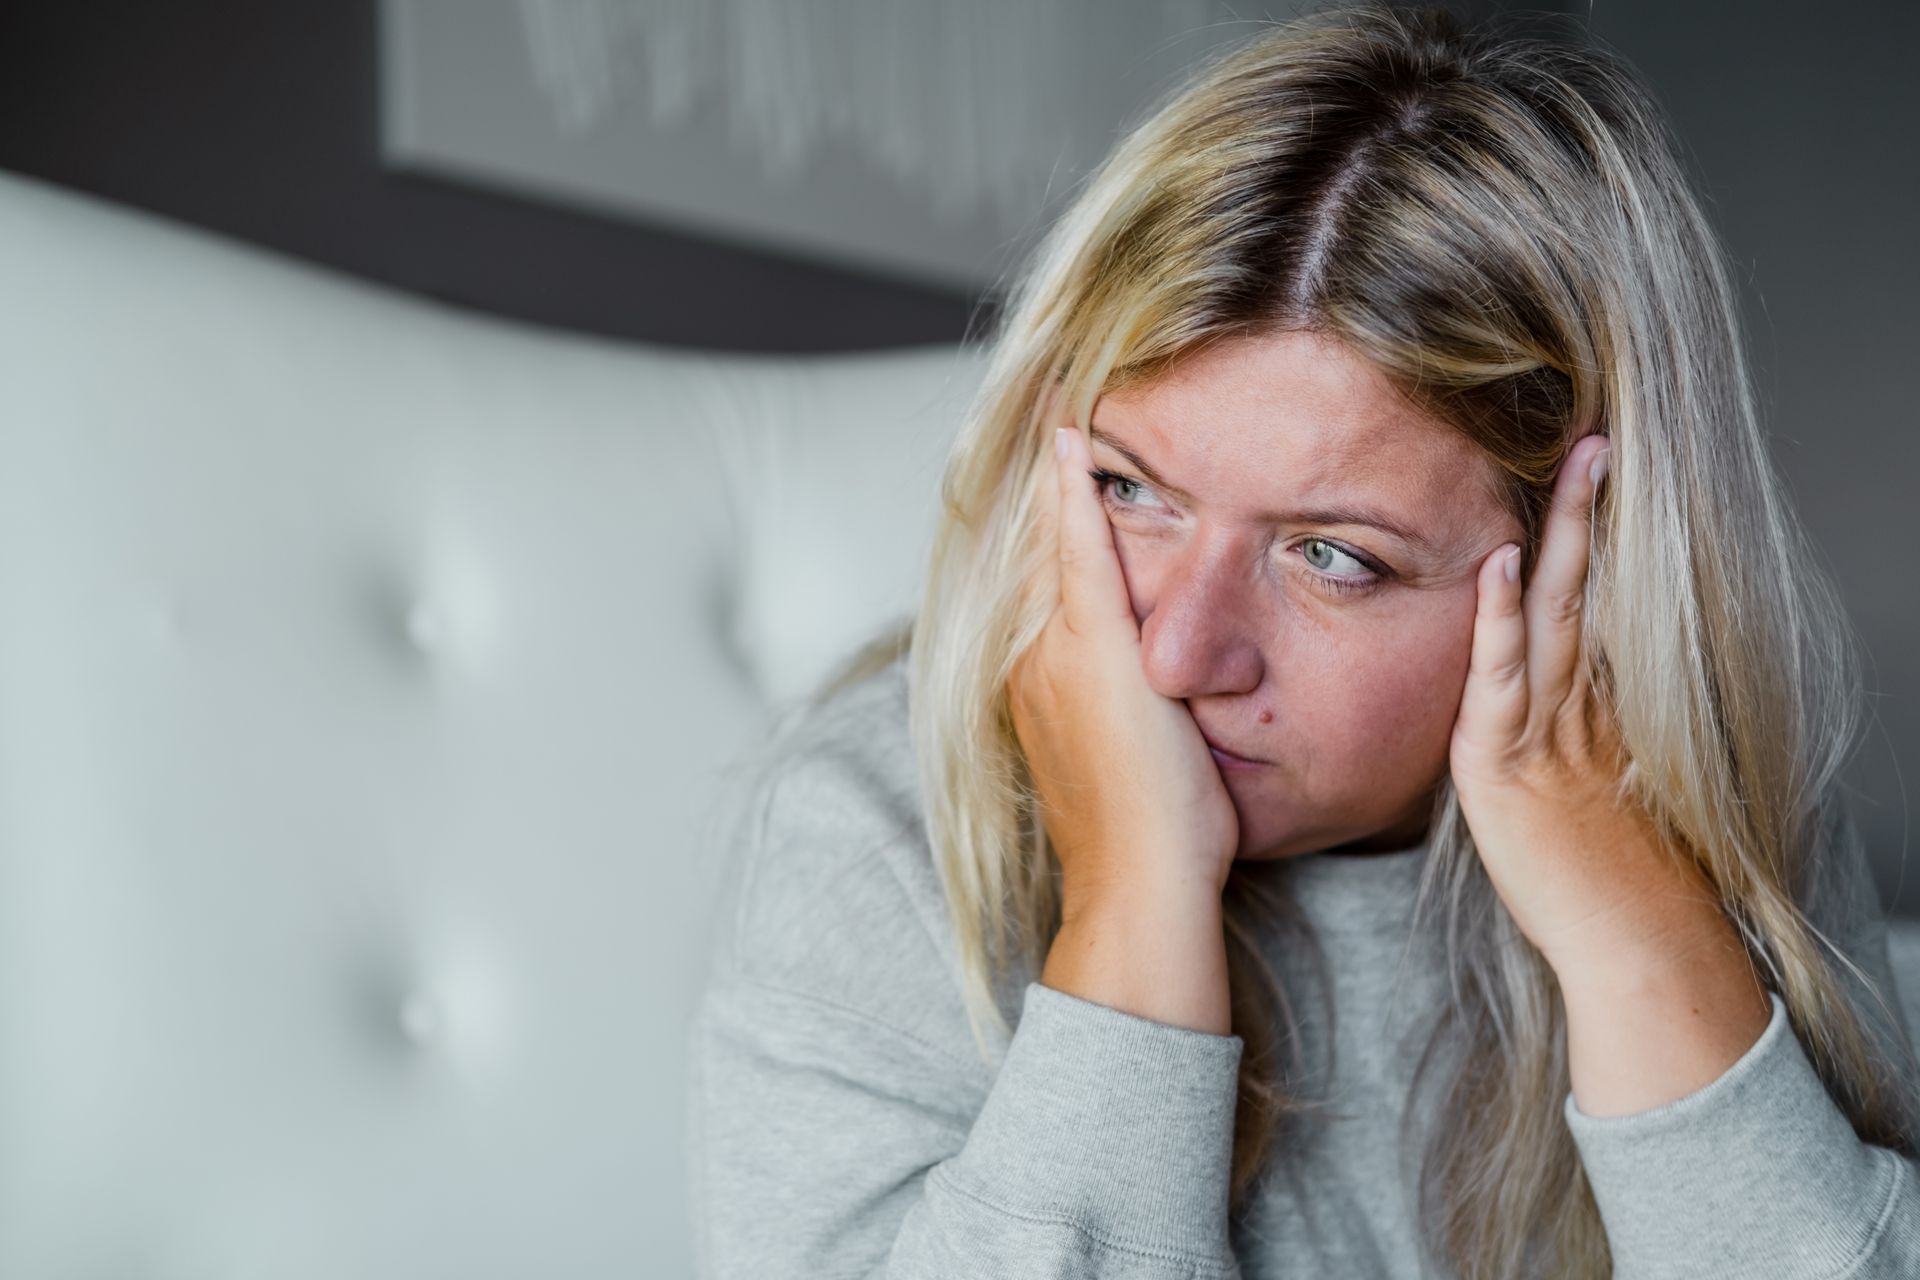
687, 5, 1920, 1277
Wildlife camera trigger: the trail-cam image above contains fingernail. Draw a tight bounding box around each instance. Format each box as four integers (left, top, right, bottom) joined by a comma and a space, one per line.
1055, 427, 1071, 460
1589, 443, 1611, 488
1504, 546, 1521, 582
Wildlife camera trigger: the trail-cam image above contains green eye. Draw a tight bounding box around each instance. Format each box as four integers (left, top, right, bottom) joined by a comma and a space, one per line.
1089, 468, 1165, 510
1303, 537, 1360, 572
1297, 537, 1382, 598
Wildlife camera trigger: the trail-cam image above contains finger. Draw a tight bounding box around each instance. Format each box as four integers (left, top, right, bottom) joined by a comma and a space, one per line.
1524, 433, 1610, 716
1031, 382, 1066, 538
1024, 387, 1072, 619
1455, 540, 1529, 758
1054, 422, 1136, 640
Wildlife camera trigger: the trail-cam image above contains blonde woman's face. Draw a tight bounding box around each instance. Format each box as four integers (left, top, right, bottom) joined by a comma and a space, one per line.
1085, 329, 1524, 861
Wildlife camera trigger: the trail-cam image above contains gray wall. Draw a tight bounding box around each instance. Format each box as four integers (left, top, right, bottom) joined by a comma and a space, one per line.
0, 1, 989, 353
1570, 1, 1920, 912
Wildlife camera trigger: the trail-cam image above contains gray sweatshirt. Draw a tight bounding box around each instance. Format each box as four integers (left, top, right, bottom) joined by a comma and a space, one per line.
684, 653, 1920, 1277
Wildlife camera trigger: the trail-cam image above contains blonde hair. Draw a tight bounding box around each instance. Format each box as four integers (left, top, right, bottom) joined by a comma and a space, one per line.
816, 5, 1919, 1275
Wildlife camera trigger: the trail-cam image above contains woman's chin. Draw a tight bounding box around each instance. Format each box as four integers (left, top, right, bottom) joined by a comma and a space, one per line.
1231, 822, 1315, 863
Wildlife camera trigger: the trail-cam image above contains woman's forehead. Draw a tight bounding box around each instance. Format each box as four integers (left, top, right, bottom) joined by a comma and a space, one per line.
1089, 333, 1498, 524
1098, 331, 1451, 452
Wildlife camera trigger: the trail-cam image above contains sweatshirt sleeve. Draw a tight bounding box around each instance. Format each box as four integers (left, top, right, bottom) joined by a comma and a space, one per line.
1561, 798, 1920, 1279
687, 974, 1245, 1279
685, 699, 1246, 1279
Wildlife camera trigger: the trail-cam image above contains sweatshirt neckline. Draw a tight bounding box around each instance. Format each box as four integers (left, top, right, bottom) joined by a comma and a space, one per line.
1285, 840, 1430, 873
1256, 840, 1432, 925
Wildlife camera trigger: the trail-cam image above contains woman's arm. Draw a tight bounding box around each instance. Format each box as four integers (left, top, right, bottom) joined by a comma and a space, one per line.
687, 705, 1248, 1279
688, 971, 1244, 1279
1556, 801, 1920, 1279
1041, 875, 1234, 1037
1444, 432, 1919, 1273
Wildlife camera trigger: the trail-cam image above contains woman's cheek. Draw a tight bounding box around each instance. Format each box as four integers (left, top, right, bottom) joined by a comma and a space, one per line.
1107, 533, 1156, 626
1321, 612, 1463, 735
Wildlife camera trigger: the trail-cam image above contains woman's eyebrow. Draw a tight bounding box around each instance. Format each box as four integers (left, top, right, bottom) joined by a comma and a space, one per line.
1088, 425, 1199, 503
1086, 423, 1443, 557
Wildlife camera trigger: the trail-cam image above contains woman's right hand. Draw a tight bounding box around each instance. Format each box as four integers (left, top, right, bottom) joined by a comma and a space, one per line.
1008, 395, 1240, 929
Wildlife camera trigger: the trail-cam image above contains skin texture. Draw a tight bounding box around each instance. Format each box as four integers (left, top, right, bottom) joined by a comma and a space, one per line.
1071, 329, 1523, 863
1444, 398, 1772, 1116
1016, 327, 1771, 1094
1013, 326, 1525, 1032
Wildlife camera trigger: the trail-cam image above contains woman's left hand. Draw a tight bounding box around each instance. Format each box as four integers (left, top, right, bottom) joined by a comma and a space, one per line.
1448, 433, 1721, 978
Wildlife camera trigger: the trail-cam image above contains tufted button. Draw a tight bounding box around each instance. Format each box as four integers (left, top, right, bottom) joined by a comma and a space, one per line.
398, 993, 443, 1046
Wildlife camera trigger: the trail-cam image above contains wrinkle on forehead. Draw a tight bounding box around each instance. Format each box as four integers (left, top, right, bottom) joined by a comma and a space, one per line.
1094, 332, 1509, 565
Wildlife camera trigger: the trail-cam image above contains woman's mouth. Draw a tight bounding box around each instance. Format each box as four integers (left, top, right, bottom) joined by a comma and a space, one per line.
1209, 747, 1267, 772
1200, 730, 1269, 771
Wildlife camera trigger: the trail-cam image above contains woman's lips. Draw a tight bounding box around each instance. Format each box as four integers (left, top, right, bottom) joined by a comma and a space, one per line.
1209, 746, 1267, 772
1200, 731, 1269, 771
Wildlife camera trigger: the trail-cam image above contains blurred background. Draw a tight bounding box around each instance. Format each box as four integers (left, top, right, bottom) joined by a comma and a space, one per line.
0, 1, 1914, 1276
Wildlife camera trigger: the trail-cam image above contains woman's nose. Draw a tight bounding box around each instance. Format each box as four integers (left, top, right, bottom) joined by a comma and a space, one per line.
1137, 537, 1266, 700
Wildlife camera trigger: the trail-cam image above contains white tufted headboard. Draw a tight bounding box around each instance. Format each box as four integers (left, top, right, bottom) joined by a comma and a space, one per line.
2, 166, 1917, 1278
0, 166, 987, 1277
